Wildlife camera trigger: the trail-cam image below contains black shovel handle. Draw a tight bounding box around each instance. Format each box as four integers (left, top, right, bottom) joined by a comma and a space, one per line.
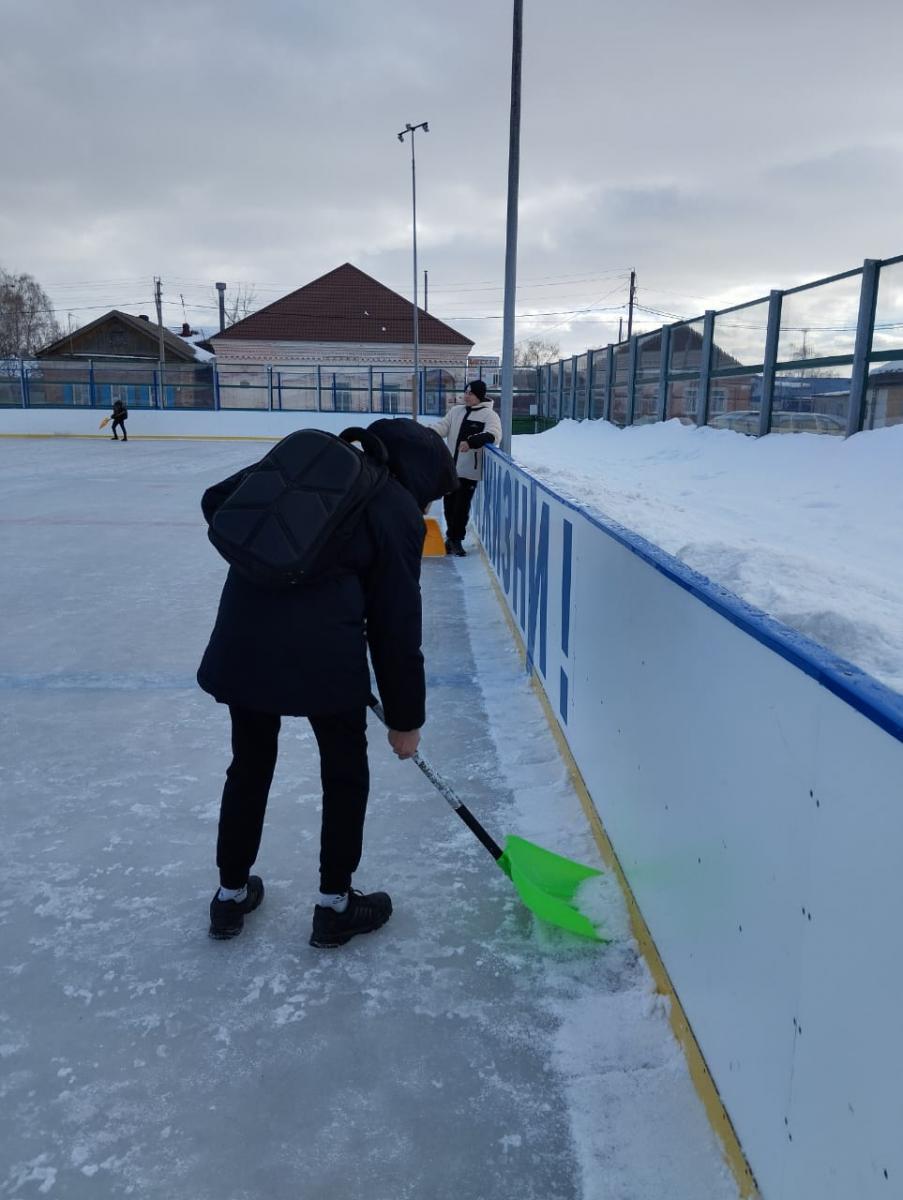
368, 699, 504, 862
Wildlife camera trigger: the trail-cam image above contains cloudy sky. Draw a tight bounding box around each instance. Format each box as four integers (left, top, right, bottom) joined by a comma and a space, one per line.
2, 0, 902, 359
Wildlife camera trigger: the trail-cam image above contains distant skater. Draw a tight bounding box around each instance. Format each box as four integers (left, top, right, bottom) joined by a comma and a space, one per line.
110, 398, 128, 441
432, 380, 501, 555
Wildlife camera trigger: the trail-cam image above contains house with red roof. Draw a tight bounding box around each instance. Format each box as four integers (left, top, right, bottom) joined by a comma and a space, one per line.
210, 263, 473, 371
209, 263, 474, 414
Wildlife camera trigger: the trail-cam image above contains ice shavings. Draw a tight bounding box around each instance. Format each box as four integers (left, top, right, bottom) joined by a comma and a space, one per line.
460, 555, 738, 1200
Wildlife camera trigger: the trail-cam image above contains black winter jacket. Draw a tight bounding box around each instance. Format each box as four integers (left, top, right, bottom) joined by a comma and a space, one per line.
197, 420, 456, 730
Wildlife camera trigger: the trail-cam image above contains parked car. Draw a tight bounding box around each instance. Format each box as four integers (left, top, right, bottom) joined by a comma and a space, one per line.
708, 410, 846, 436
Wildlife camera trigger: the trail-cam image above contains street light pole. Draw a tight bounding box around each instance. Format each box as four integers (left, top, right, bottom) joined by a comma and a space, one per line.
398, 120, 429, 421
500, 0, 524, 455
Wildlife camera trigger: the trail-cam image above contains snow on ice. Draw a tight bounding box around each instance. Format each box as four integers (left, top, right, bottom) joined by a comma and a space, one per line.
0, 439, 737, 1200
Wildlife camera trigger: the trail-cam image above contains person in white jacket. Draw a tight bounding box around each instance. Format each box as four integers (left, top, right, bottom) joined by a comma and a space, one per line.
432, 380, 503, 556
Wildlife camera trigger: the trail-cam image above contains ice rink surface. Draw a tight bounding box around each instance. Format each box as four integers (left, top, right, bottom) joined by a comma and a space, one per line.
0, 437, 737, 1200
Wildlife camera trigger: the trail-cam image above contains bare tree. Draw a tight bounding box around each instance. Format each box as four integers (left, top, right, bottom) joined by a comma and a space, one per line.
212, 283, 259, 328
514, 337, 560, 366
0, 268, 62, 358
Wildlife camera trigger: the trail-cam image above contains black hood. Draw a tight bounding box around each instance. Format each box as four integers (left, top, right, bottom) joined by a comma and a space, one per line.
368, 419, 458, 509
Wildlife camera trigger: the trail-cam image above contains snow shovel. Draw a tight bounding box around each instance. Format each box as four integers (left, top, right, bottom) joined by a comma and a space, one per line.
369, 700, 606, 941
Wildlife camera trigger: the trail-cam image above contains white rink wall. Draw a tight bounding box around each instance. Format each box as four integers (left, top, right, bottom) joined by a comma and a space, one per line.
474, 447, 903, 1200
0, 408, 443, 439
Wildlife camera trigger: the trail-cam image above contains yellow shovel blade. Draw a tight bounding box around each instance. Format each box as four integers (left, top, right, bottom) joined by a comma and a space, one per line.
422, 516, 446, 557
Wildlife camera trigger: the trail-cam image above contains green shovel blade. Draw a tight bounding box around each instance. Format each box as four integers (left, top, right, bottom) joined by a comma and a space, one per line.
497, 834, 608, 942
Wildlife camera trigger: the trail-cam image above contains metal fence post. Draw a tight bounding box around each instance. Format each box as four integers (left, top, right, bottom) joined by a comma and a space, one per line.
657, 325, 671, 421
368, 366, 374, 412
603, 346, 614, 421
695, 311, 715, 426
19, 358, 28, 407
266, 365, 273, 411
585, 350, 594, 420
758, 290, 783, 437
316, 364, 322, 411
88, 359, 96, 408
213, 363, 221, 411
570, 354, 577, 418
557, 359, 564, 419
626, 335, 639, 425
847, 258, 880, 437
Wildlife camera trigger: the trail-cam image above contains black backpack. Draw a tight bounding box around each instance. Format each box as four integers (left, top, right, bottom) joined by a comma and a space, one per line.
205, 426, 388, 588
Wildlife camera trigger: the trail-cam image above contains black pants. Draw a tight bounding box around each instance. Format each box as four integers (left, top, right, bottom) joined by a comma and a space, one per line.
111, 416, 127, 440
443, 478, 478, 542
216, 705, 369, 895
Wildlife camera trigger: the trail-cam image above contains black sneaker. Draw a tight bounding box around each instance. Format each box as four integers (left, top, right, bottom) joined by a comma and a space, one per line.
208, 876, 265, 940
309, 889, 392, 948
449, 539, 467, 557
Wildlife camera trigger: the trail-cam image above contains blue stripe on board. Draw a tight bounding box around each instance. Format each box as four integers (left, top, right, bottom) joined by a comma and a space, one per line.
559, 668, 569, 723
485, 448, 903, 746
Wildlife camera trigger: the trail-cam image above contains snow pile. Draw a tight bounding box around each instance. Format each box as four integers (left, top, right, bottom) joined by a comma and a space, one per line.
513, 419, 903, 695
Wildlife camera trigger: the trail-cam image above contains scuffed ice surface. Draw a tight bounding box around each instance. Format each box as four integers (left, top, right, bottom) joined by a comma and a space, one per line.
0, 439, 736, 1199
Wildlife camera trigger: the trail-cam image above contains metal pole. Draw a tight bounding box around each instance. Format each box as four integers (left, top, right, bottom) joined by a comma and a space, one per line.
847, 259, 880, 437
695, 310, 715, 427
625, 336, 638, 425
154, 277, 165, 405
424, 270, 428, 312
757, 290, 783, 437
410, 133, 419, 419
397, 121, 429, 421
499, 0, 523, 455
627, 270, 636, 340
215, 282, 226, 334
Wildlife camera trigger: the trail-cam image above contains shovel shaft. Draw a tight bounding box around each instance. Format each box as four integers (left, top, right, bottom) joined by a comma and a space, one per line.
369, 700, 504, 862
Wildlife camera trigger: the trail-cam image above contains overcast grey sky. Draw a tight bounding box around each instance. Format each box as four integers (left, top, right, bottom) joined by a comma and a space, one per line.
2, 0, 902, 358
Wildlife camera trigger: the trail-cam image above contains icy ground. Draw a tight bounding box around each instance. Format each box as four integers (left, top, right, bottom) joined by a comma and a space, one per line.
0, 439, 736, 1200
514, 419, 903, 695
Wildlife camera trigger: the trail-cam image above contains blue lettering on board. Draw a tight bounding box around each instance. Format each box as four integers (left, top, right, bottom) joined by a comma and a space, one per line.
501, 474, 513, 592
512, 479, 528, 628
561, 519, 572, 657
558, 519, 573, 724
527, 482, 549, 677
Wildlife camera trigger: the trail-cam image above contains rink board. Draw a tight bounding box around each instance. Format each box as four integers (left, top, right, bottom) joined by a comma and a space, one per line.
474, 446, 903, 1200
0, 407, 443, 439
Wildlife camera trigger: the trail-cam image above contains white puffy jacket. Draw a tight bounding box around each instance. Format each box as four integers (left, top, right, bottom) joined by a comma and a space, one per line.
432, 402, 503, 481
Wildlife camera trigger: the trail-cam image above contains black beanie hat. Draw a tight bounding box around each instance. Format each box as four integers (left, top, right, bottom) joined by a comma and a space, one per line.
466, 379, 487, 401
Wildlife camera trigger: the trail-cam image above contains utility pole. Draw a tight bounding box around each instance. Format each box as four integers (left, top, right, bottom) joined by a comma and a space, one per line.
154, 277, 165, 405
424, 269, 428, 313
499, 0, 524, 455
398, 120, 429, 421
627, 270, 636, 340
215, 282, 226, 333
618, 317, 623, 342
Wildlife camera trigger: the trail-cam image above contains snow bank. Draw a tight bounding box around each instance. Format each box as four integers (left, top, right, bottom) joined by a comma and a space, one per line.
513, 420, 903, 695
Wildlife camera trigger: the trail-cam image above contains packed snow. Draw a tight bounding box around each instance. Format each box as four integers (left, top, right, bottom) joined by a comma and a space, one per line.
513, 419, 903, 695
0, 439, 737, 1200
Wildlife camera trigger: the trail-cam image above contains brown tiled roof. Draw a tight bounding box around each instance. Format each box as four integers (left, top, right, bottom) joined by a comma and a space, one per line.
211, 263, 473, 347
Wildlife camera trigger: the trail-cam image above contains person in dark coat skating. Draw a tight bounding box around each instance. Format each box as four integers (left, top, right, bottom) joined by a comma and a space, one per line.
198, 418, 457, 947
110, 398, 128, 441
